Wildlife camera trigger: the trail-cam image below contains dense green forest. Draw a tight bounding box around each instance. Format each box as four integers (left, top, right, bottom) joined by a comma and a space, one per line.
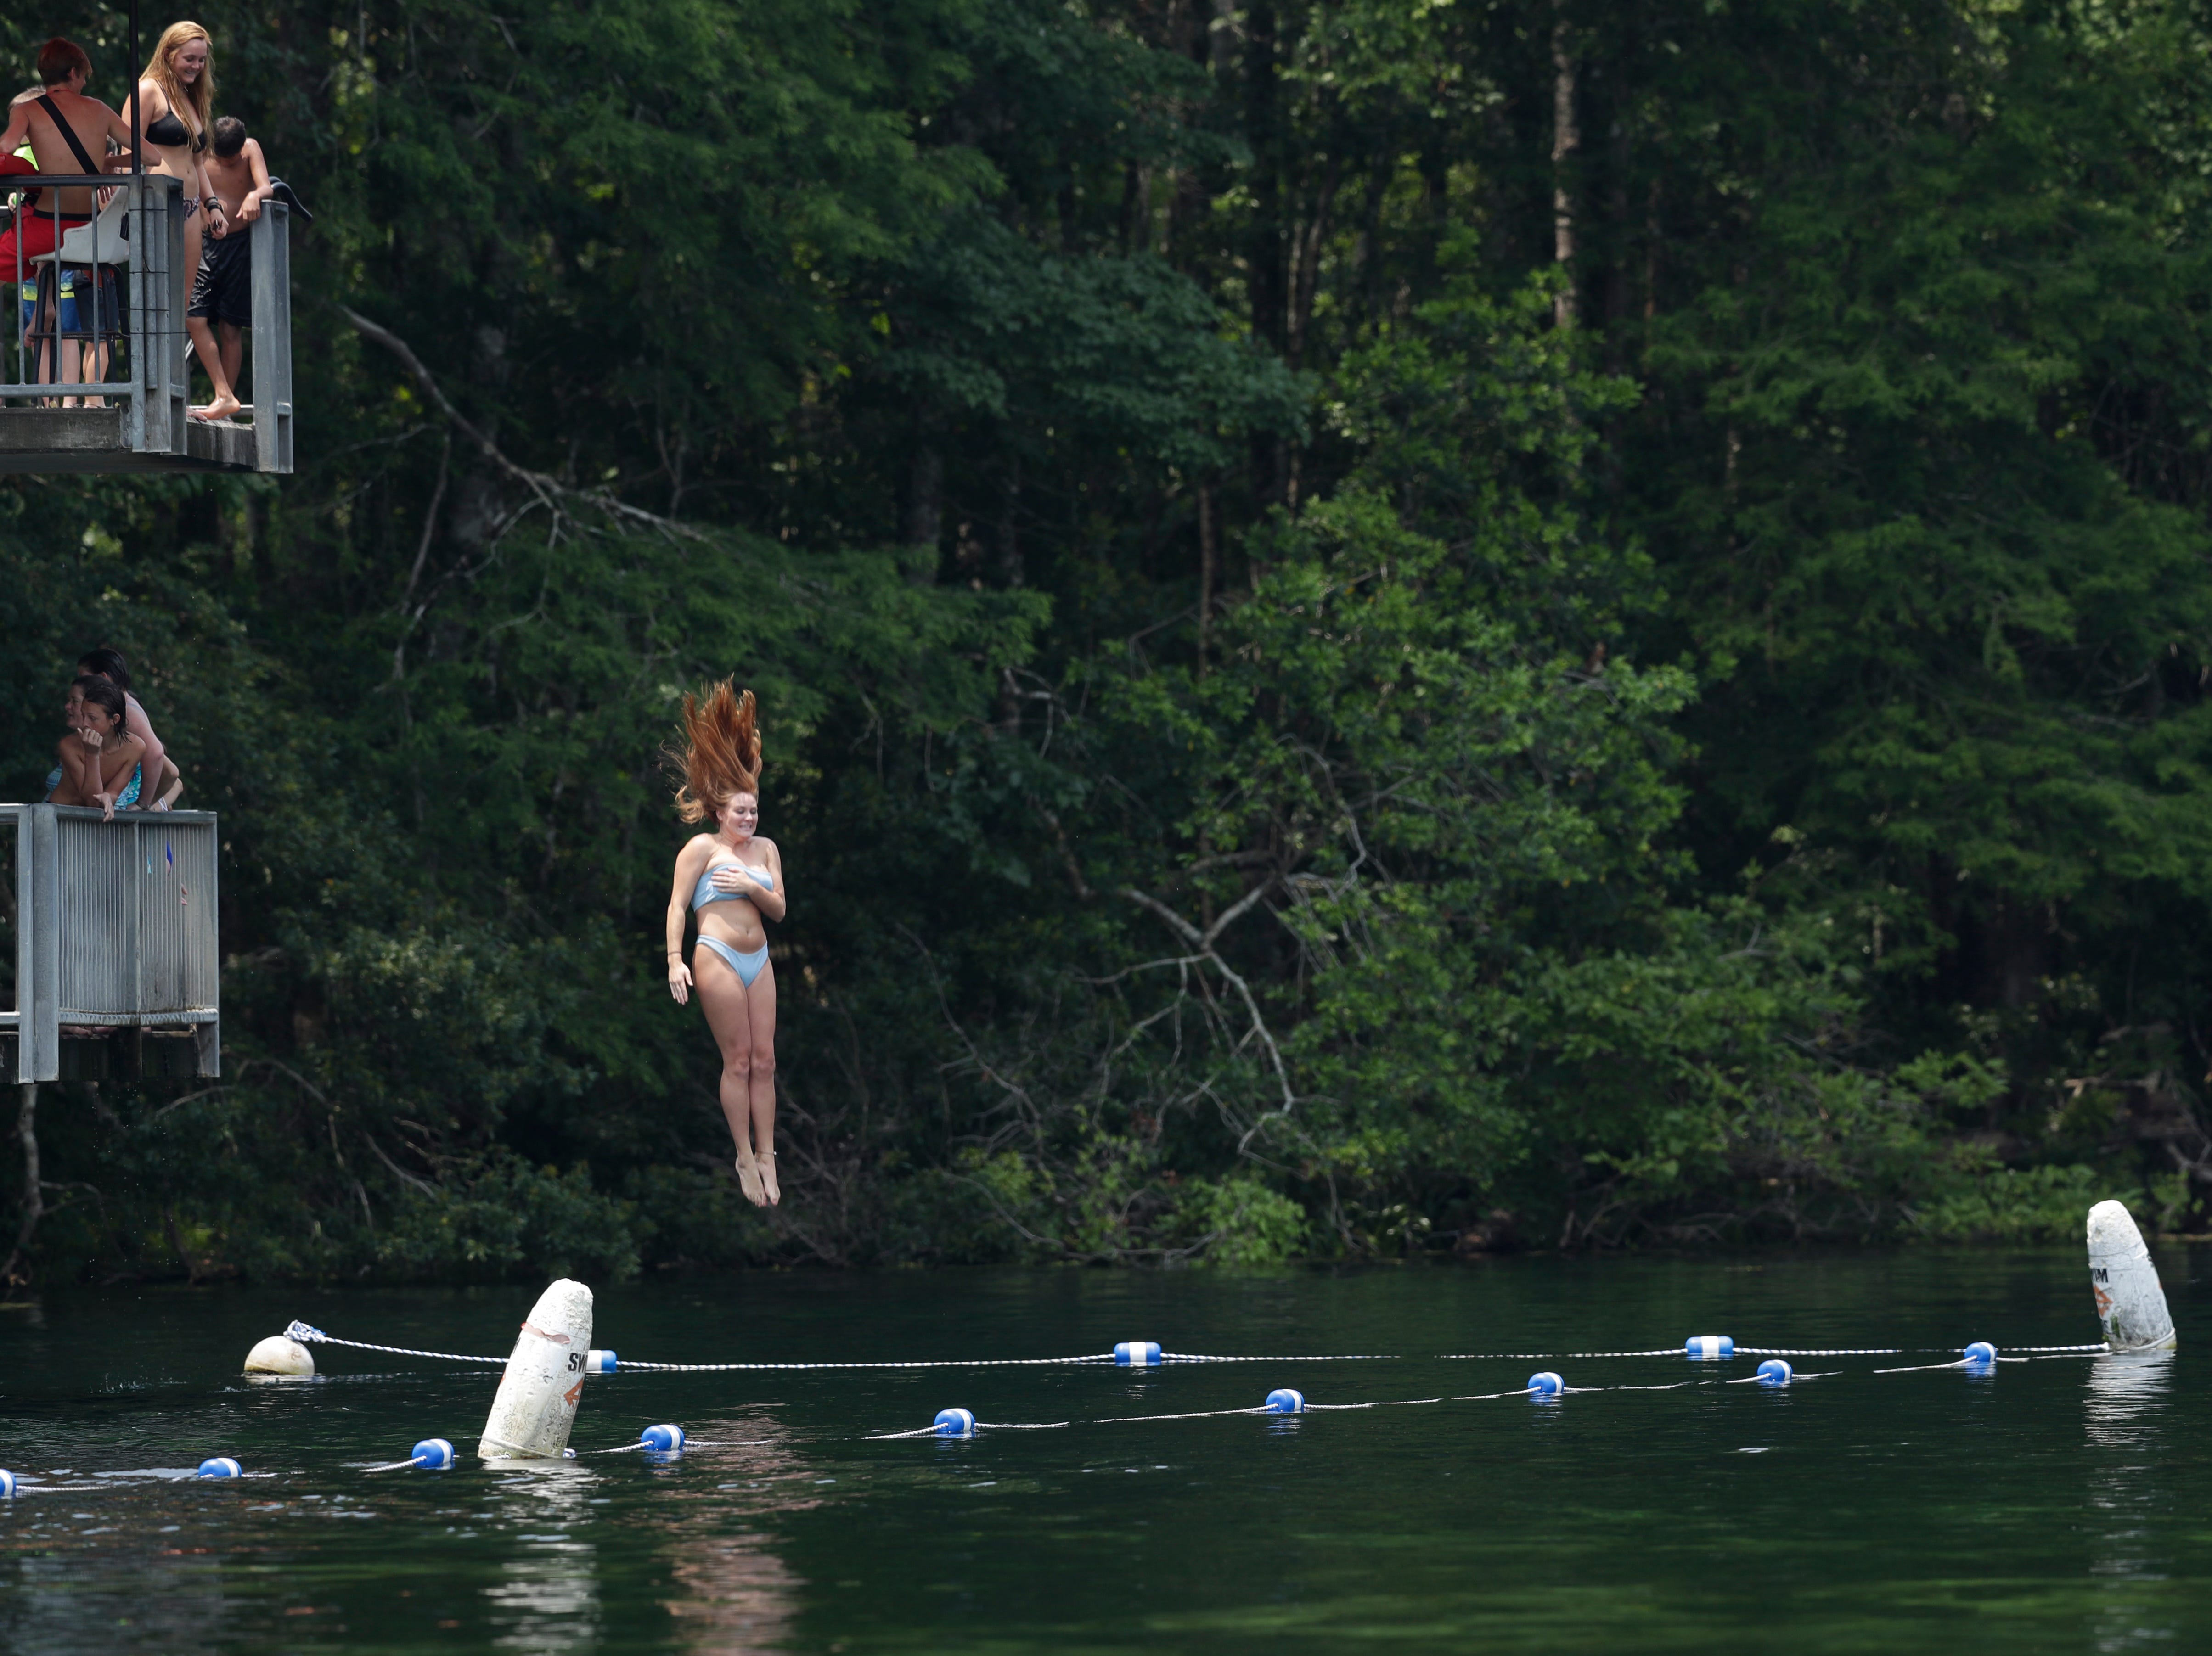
5, 0, 2211, 1282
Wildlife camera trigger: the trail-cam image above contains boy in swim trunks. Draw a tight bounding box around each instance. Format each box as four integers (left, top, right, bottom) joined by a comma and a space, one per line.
185, 114, 273, 420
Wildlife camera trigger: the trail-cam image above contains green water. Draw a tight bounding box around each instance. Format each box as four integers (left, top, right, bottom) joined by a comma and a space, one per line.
0, 1250, 2204, 1653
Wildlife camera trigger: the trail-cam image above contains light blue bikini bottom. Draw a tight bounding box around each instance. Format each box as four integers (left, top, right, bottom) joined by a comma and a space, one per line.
696, 934, 770, 988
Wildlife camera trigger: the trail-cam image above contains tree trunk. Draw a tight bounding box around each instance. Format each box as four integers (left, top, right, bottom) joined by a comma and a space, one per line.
996, 456, 1024, 588
2, 1083, 41, 1286
906, 443, 944, 586
1551, 16, 1579, 326
1197, 482, 1217, 678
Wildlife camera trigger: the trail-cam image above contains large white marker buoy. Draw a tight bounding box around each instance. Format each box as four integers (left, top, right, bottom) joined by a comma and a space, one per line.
242, 1335, 315, 1377
478, 1279, 595, 1460
2087, 1200, 2176, 1353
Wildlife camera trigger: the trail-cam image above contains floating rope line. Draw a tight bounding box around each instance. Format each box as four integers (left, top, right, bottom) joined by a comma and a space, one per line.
619, 1354, 1116, 1373
1155, 1352, 1398, 1364
583, 1437, 775, 1454
284, 1319, 2118, 1377
1435, 1347, 1683, 1361
287, 1322, 507, 1366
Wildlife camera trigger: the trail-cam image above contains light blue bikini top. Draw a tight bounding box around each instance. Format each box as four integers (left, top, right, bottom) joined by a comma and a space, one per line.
692, 859, 775, 911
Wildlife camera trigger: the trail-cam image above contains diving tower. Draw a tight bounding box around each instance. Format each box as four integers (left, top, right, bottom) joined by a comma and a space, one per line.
0, 174, 290, 476
3, 804, 220, 1082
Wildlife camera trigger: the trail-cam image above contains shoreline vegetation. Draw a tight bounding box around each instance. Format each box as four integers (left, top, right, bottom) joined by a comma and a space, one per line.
6, 0, 2212, 1283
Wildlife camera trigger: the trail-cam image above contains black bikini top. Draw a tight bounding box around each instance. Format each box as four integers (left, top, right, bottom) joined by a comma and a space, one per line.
144, 108, 204, 151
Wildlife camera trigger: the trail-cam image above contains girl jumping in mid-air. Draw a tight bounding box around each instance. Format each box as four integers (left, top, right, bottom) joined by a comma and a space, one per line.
664, 682, 785, 1207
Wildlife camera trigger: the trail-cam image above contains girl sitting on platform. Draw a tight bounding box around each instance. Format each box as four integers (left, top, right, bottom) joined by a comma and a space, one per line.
50, 675, 146, 820
664, 682, 786, 1207
77, 646, 171, 810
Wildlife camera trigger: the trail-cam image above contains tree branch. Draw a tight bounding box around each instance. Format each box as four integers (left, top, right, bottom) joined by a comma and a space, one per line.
338, 305, 703, 542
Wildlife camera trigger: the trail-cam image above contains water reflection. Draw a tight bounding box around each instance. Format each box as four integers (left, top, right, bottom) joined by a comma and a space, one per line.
2085, 1353, 2175, 1653
481, 1464, 604, 1651
657, 1417, 812, 1653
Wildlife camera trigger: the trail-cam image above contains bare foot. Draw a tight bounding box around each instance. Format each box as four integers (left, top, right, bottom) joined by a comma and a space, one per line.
191, 393, 242, 422
758, 1151, 781, 1207
735, 1156, 766, 1207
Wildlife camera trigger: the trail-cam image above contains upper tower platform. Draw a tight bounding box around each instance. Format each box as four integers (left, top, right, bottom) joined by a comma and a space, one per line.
0, 173, 290, 475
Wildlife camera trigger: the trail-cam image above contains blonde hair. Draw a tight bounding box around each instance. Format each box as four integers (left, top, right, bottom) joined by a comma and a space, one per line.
141, 22, 213, 144
672, 681, 762, 823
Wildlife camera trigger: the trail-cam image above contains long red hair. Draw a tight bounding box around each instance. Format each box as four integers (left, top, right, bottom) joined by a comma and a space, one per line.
673, 680, 761, 823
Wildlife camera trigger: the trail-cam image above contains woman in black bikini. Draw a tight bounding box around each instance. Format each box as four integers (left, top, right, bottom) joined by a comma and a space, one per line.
129, 22, 231, 415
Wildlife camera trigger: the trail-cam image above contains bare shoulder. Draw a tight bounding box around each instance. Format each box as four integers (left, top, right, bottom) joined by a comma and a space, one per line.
675, 833, 719, 869
244, 136, 266, 162
755, 836, 783, 864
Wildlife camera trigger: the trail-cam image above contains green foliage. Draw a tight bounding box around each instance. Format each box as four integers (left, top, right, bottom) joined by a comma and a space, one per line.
6, 0, 2212, 1280
379, 1155, 641, 1281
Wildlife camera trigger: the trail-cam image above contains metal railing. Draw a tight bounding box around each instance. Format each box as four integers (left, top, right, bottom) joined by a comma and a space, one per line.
1, 171, 290, 472
2, 805, 220, 1082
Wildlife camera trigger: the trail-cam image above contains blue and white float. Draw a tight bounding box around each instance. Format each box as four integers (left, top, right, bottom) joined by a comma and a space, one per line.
1756, 1359, 1792, 1387
197, 1457, 242, 1479
411, 1438, 457, 1470
2087, 1199, 2177, 1353
1114, 1342, 1163, 1368
1684, 1335, 1734, 1360
934, 1408, 976, 1439
1265, 1388, 1306, 1414
640, 1424, 686, 1453
1528, 1370, 1564, 1399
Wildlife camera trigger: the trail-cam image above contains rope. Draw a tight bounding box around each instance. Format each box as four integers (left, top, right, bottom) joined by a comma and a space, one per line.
287, 1322, 507, 1366
284, 1319, 2121, 1378
1157, 1352, 1397, 1364
581, 1437, 775, 1454
1433, 1348, 1706, 1360
1095, 1404, 1273, 1424
1872, 1357, 1974, 1374
620, 1354, 1115, 1373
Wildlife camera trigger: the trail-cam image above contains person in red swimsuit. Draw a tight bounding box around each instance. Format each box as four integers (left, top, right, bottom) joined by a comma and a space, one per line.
0, 39, 136, 389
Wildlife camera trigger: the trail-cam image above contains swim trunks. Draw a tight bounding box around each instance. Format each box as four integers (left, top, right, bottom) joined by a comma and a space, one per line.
188, 226, 252, 326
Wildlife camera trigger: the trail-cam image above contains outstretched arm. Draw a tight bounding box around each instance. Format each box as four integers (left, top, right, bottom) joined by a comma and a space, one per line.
148, 754, 184, 810
236, 138, 272, 219
100, 100, 138, 162
198, 154, 227, 237
666, 842, 703, 1005
122, 697, 166, 803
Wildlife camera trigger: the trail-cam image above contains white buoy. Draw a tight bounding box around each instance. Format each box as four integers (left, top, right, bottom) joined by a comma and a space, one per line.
242, 1335, 315, 1377
2087, 1200, 2177, 1353
477, 1279, 596, 1460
